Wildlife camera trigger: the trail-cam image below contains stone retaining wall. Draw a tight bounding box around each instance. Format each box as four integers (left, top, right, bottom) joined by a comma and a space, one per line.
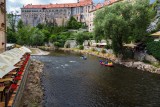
12, 59, 31, 107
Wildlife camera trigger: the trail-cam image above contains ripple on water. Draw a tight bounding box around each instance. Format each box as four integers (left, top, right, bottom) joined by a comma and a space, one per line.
32, 51, 160, 107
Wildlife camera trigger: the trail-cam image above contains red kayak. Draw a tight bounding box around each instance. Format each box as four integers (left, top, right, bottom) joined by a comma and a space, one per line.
99, 61, 113, 67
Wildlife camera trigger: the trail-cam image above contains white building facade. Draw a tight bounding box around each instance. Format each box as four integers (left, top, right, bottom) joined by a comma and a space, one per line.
21, 0, 95, 27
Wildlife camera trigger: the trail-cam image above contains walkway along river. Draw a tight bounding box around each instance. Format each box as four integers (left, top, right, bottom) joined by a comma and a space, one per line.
32, 50, 160, 107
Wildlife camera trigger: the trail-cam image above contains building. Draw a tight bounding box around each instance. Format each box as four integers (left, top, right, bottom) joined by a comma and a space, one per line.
21, 0, 123, 31
0, 0, 6, 53
21, 0, 95, 27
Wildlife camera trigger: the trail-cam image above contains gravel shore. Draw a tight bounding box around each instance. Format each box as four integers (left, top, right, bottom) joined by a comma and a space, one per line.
20, 60, 44, 107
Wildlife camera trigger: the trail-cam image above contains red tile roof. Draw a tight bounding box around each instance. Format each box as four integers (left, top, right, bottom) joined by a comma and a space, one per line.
89, 0, 121, 12
104, 0, 118, 6
95, 3, 103, 9
23, 0, 92, 9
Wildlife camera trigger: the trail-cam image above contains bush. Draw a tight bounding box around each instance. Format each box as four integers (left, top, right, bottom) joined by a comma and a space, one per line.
146, 41, 160, 60
91, 48, 96, 51
54, 42, 61, 47
122, 48, 134, 59
105, 45, 112, 49
101, 49, 106, 54
79, 45, 84, 50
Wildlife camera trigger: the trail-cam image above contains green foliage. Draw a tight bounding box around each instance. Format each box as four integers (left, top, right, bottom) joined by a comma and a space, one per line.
146, 41, 160, 60
156, 22, 160, 31
101, 49, 106, 54
31, 29, 45, 46
36, 23, 45, 29
143, 36, 154, 43
122, 48, 134, 59
7, 27, 17, 43
7, 13, 17, 32
49, 34, 57, 42
105, 44, 112, 49
54, 42, 61, 47
75, 32, 91, 45
94, 0, 153, 56
79, 45, 84, 50
67, 16, 83, 29
42, 29, 50, 42
91, 48, 96, 52
49, 32, 72, 47
16, 26, 44, 46
17, 19, 24, 30
94, 9, 105, 41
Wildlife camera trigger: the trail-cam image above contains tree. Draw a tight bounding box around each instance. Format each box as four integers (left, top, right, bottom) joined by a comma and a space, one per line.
67, 16, 83, 29
94, 9, 105, 41
36, 23, 45, 29
16, 26, 32, 45
7, 27, 17, 43
146, 41, 160, 60
76, 32, 90, 45
7, 12, 18, 32
49, 34, 57, 43
31, 29, 45, 46
17, 19, 24, 30
7, 11, 20, 43
94, 0, 153, 56
42, 29, 50, 42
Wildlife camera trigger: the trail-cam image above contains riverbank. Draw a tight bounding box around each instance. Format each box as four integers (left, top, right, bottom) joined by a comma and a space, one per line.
60, 48, 160, 74
30, 48, 50, 55
20, 60, 44, 107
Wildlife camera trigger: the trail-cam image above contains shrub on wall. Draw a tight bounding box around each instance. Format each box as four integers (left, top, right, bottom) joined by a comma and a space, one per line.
101, 49, 106, 54
79, 45, 84, 50
146, 41, 160, 60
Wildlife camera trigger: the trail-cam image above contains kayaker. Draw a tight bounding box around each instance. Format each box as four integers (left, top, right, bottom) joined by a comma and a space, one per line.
105, 59, 108, 64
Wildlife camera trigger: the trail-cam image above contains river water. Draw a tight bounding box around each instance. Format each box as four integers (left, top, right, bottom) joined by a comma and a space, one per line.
32, 50, 160, 107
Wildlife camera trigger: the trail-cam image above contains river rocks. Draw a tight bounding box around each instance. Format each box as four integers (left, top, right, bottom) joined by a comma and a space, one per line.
60, 48, 160, 75
145, 54, 159, 65
121, 61, 159, 73
21, 60, 44, 107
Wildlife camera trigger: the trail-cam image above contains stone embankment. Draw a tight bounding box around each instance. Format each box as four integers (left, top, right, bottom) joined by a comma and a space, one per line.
60, 48, 160, 74
20, 60, 44, 107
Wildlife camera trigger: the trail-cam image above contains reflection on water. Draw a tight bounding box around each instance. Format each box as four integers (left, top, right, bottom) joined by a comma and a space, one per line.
32, 50, 160, 107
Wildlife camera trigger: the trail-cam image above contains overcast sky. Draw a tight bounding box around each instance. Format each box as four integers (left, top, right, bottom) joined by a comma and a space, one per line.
7, 0, 155, 13
7, 0, 105, 13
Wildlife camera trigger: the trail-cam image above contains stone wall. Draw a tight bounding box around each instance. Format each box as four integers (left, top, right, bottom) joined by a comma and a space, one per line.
12, 59, 31, 107
134, 52, 159, 64
64, 40, 77, 48
0, 0, 6, 53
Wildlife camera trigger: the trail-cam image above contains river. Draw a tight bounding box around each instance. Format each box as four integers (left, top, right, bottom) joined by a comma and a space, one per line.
32, 50, 160, 107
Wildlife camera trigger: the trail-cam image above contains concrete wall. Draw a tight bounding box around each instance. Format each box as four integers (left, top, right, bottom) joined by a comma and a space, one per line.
0, 0, 6, 53
12, 60, 31, 107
